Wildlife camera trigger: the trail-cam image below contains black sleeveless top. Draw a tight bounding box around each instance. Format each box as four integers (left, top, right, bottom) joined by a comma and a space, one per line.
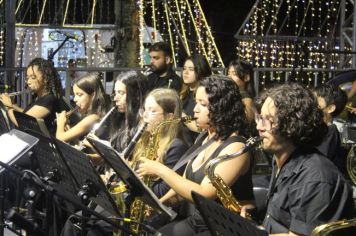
185, 135, 254, 201
180, 135, 254, 218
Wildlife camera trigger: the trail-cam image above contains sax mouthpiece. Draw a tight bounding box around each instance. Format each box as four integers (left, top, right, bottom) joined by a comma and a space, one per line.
182, 116, 197, 123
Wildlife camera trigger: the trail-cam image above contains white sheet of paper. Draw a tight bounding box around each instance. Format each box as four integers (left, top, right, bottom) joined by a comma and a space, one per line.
0, 133, 29, 163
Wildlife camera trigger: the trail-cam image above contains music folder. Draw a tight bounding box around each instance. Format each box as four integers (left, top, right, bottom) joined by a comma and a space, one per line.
87, 137, 177, 220
0, 129, 39, 174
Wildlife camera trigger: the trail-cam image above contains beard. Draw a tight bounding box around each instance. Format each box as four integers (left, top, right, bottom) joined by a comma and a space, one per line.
151, 64, 169, 76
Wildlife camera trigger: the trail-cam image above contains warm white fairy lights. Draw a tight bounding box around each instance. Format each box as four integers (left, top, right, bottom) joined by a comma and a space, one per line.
235, 0, 352, 89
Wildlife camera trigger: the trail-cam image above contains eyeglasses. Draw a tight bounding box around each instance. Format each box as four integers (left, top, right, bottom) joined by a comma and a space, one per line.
255, 113, 275, 131
139, 109, 164, 117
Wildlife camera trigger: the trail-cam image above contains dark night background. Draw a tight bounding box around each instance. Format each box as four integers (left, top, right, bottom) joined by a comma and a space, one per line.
201, 1, 254, 65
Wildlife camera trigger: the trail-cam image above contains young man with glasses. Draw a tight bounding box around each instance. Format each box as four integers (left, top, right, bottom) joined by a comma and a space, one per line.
253, 83, 353, 236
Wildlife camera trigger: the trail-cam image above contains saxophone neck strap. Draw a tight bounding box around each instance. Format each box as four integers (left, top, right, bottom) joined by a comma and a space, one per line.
172, 131, 214, 171
208, 135, 247, 162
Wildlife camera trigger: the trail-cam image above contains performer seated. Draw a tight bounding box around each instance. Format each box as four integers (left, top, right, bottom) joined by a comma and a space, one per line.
0, 57, 62, 133
227, 59, 256, 124
109, 71, 148, 153
56, 73, 110, 144
313, 83, 348, 172
137, 75, 255, 235
81, 71, 148, 164
180, 54, 212, 143
61, 88, 189, 236
146, 41, 182, 92
250, 83, 354, 236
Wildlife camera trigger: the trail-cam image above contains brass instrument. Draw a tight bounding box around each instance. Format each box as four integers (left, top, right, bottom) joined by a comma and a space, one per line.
311, 145, 356, 236
204, 136, 262, 219
311, 219, 356, 236
347, 145, 356, 184
129, 116, 195, 234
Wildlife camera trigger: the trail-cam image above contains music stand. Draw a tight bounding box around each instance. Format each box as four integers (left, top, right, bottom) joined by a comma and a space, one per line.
53, 138, 121, 217
0, 103, 10, 135
191, 191, 268, 236
13, 111, 50, 138
0, 129, 39, 236
87, 137, 177, 220
25, 130, 77, 196
0, 129, 39, 174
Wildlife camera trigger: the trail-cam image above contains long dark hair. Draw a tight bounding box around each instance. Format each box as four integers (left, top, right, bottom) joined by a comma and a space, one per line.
27, 58, 62, 98
111, 71, 148, 151
180, 54, 212, 99
199, 75, 247, 140
74, 73, 110, 117
227, 59, 255, 98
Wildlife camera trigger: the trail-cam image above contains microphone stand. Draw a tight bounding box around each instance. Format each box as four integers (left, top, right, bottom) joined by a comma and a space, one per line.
47, 36, 71, 62
0, 161, 137, 236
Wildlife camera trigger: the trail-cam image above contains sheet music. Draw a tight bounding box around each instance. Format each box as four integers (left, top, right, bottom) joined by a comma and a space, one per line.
0, 133, 29, 163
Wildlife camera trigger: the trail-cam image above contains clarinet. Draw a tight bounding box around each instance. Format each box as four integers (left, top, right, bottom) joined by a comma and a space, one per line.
121, 122, 148, 159
90, 106, 116, 136
106, 122, 148, 187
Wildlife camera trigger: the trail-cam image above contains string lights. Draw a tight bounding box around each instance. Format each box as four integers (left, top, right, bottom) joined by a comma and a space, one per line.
141, 0, 224, 67
235, 0, 352, 89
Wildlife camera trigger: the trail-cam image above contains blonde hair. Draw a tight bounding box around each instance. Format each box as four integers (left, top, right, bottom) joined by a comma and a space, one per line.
132, 88, 183, 164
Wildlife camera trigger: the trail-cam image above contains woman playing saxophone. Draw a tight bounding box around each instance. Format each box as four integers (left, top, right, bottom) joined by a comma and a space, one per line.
137, 76, 255, 235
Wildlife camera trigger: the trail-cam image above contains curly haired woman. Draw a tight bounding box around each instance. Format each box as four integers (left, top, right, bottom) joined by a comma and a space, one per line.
137, 75, 255, 235
0, 57, 62, 133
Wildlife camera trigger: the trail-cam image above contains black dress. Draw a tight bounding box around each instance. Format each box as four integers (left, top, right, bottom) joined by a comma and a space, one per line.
23, 94, 60, 134
159, 136, 254, 235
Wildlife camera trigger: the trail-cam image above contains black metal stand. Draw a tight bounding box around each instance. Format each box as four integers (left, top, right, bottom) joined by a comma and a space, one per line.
88, 137, 177, 235
0, 129, 39, 236
25, 130, 134, 235
0, 160, 135, 236
191, 191, 268, 236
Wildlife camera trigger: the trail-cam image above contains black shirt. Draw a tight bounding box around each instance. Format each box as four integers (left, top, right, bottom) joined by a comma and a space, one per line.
151, 138, 189, 198
23, 94, 60, 134
147, 68, 182, 92
263, 148, 354, 235
182, 90, 196, 117
316, 124, 347, 173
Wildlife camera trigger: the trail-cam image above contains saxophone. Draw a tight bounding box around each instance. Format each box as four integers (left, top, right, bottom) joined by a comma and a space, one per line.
129, 116, 195, 234
311, 144, 356, 236
204, 136, 262, 219
311, 219, 356, 236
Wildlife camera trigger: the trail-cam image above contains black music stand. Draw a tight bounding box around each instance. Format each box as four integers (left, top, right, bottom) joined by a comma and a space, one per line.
53, 138, 121, 218
0, 155, 134, 236
0, 103, 10, 135
0, 129, 39, 236
87, 137, 177, 220
9, 131, 134, 235
191, 191, 268, 236
13, 111, 50, 138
